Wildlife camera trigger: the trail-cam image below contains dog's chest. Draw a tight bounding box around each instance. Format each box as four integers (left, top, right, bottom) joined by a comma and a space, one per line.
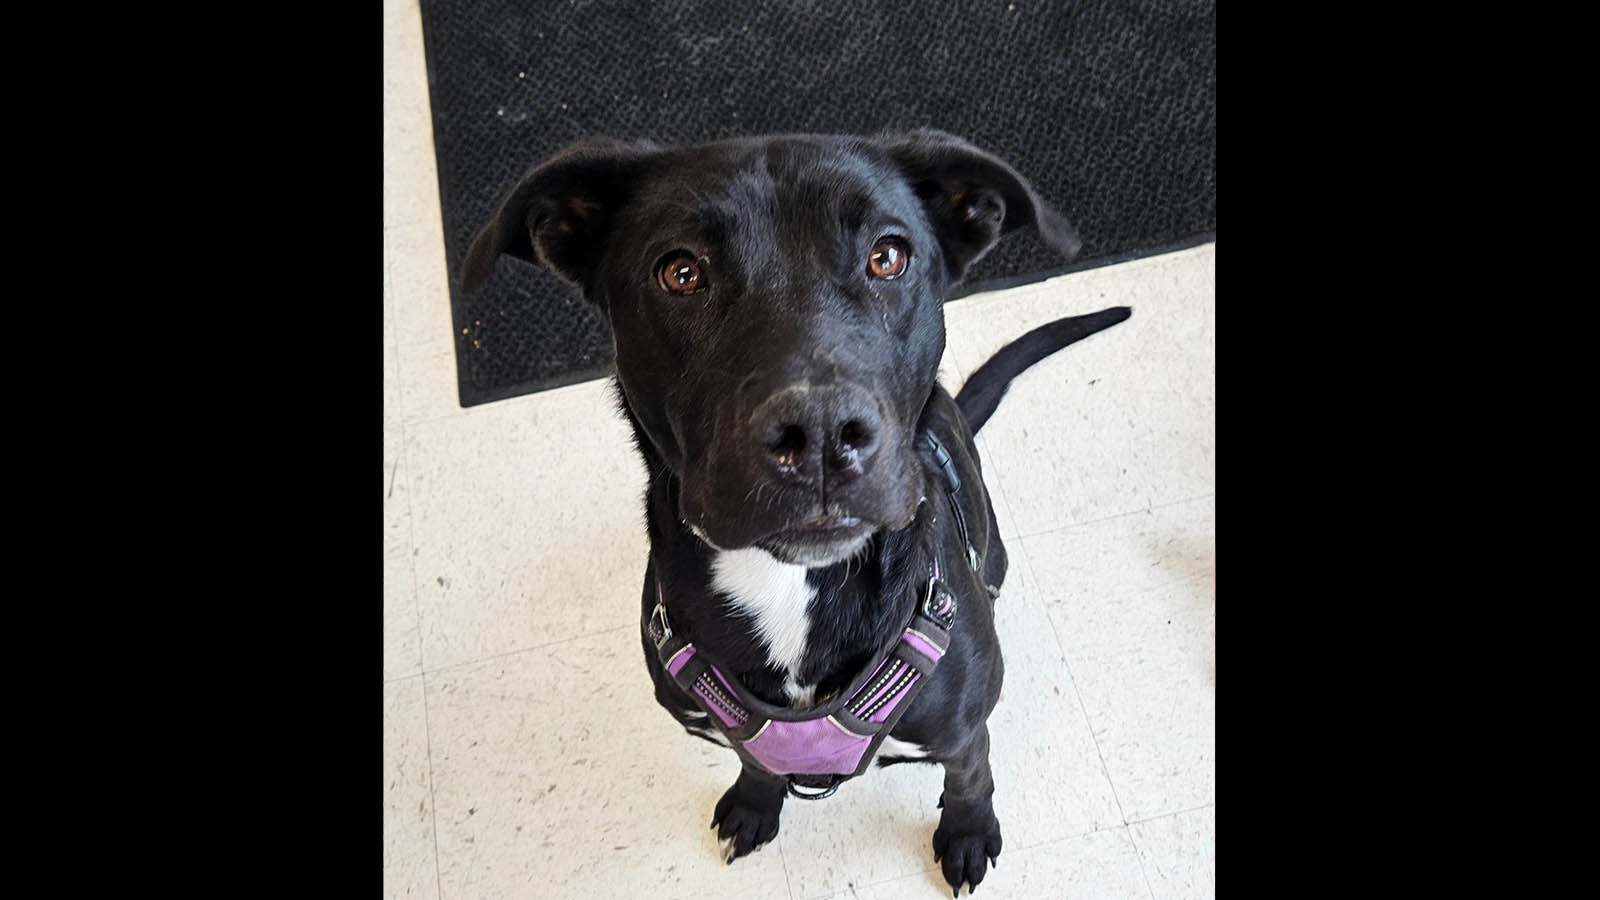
709, 548, 819, 707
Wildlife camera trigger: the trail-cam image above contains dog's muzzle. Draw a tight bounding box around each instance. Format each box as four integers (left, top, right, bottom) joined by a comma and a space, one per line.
750, 381, 883, 487
681, 380, 920, 563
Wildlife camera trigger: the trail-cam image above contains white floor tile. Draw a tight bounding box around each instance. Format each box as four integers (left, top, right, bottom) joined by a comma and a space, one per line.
818, 826, 1151, 900
770, 758, 945, 899
386, 267, 400, 428
765, 537, 1122, 899
386, 528, 423, 681
385, 116, 443, 236
423, 629, 792, 900
1022, 495, 1215, 822
385, 676, 439, 900
942, 246, 1215, 537
985, 547, 1124, 846
974, 432, 1022, 551
384, 273, 404, 482
385, 291, 422, 678
387, 220, 464, 426
936, 353, 965, 398
404, 380, 650, 671
1131, 806, 1215, 900
384, 0, 440, 232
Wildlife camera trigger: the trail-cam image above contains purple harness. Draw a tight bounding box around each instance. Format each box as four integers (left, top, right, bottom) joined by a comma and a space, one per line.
647, 560, 958, 799
645, 432, 976, 800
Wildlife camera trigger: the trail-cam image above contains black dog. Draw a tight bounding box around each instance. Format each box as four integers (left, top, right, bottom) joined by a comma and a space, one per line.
463, 130, 1129, 896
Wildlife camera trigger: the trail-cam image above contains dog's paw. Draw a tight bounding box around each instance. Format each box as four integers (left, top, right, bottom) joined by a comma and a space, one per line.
710, 783, 782, 863
932, 809, 1002, 896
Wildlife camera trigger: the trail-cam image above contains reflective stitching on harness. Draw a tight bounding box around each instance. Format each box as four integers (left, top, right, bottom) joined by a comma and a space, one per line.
850, 664, 894, 709
696, 685, 745, 726
849, 658, 906, 715
695, 673, 748, 725
861, 668, 919, 719
862, 671, 917, 720
697, 674, 742, 719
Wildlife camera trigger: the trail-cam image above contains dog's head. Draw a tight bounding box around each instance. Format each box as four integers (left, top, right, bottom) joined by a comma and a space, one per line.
463, 130, 1079, 566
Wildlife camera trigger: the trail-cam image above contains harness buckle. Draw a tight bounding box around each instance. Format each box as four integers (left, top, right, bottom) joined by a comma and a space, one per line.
648, 601, 673, 650
923, 574, 958, 627
786, 774, 842, 800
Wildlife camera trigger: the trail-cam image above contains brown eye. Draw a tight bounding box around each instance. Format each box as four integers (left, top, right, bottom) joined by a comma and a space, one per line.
867, 238, 909, 279
655, 252, 707, 295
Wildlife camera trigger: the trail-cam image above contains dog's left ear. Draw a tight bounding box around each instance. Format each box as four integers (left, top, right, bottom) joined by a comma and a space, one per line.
879, 129, 1082, 280
460, 137, 660, 294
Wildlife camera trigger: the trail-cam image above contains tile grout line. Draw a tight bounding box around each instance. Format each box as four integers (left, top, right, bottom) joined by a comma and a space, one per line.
991, 802, 1212, 859
775, 837, 798, 900
1011, 491, 1215, 542
1131, 821, 1160, 898
1014, 533, 1130, 829
1003, 820, 1129, 856
421, 622, 639, 678
419, 668, 446, 900
1121, 803, 1217, 900
1125, 802, 1214, 828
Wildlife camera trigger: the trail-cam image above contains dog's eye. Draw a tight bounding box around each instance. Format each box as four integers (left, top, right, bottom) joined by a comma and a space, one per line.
866, 238, 909, 280
655, 252, 708, 295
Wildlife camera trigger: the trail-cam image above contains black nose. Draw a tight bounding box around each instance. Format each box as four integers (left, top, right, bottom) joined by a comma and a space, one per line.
752, 383, 882, 483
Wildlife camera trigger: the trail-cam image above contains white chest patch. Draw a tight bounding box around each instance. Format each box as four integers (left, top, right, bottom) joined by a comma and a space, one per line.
710, 547, 817, 704
878, 736, 929, 759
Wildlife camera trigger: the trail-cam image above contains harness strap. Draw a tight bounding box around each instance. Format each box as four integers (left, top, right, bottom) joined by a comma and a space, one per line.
926, 432, 981, 572
649, 565, 958, 794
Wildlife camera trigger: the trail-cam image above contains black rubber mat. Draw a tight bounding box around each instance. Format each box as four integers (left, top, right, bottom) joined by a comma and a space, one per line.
418, 0, 1215, 407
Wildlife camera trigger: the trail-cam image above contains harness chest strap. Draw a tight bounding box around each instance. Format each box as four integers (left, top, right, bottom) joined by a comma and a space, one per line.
647, 561, 958, 798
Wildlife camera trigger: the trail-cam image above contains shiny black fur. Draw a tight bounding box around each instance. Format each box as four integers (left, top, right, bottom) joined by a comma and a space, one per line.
464, 130, 1130, 895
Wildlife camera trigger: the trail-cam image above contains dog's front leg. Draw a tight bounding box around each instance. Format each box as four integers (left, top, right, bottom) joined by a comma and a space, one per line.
933, 725, 1002, 896
710, 761, 786, 863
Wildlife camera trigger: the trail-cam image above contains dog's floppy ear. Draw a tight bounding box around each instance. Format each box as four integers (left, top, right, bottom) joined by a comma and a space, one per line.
460, 137, 660, 293
880, 129, 1081, 279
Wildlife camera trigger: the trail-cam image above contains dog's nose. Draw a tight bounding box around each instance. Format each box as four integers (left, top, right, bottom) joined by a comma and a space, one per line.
753, 383, 882, 484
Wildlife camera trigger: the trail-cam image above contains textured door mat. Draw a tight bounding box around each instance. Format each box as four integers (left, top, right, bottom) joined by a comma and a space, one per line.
418, 0, 1215, 407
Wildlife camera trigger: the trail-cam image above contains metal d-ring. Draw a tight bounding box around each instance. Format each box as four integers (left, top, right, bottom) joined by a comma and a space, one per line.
786, 775, 842, 800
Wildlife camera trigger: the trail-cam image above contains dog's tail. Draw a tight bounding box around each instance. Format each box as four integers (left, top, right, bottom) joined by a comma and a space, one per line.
955, 307, 1132, 435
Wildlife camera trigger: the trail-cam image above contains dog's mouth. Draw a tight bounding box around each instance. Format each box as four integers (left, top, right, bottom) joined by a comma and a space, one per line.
756, 514, 878, 567
680, 418, 925, 568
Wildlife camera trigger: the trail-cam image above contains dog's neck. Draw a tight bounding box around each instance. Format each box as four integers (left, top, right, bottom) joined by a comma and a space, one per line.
622, 389, 942, 709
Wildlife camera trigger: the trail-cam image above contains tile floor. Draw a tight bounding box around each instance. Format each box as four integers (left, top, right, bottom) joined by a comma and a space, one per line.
384, 2, 1214, 897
